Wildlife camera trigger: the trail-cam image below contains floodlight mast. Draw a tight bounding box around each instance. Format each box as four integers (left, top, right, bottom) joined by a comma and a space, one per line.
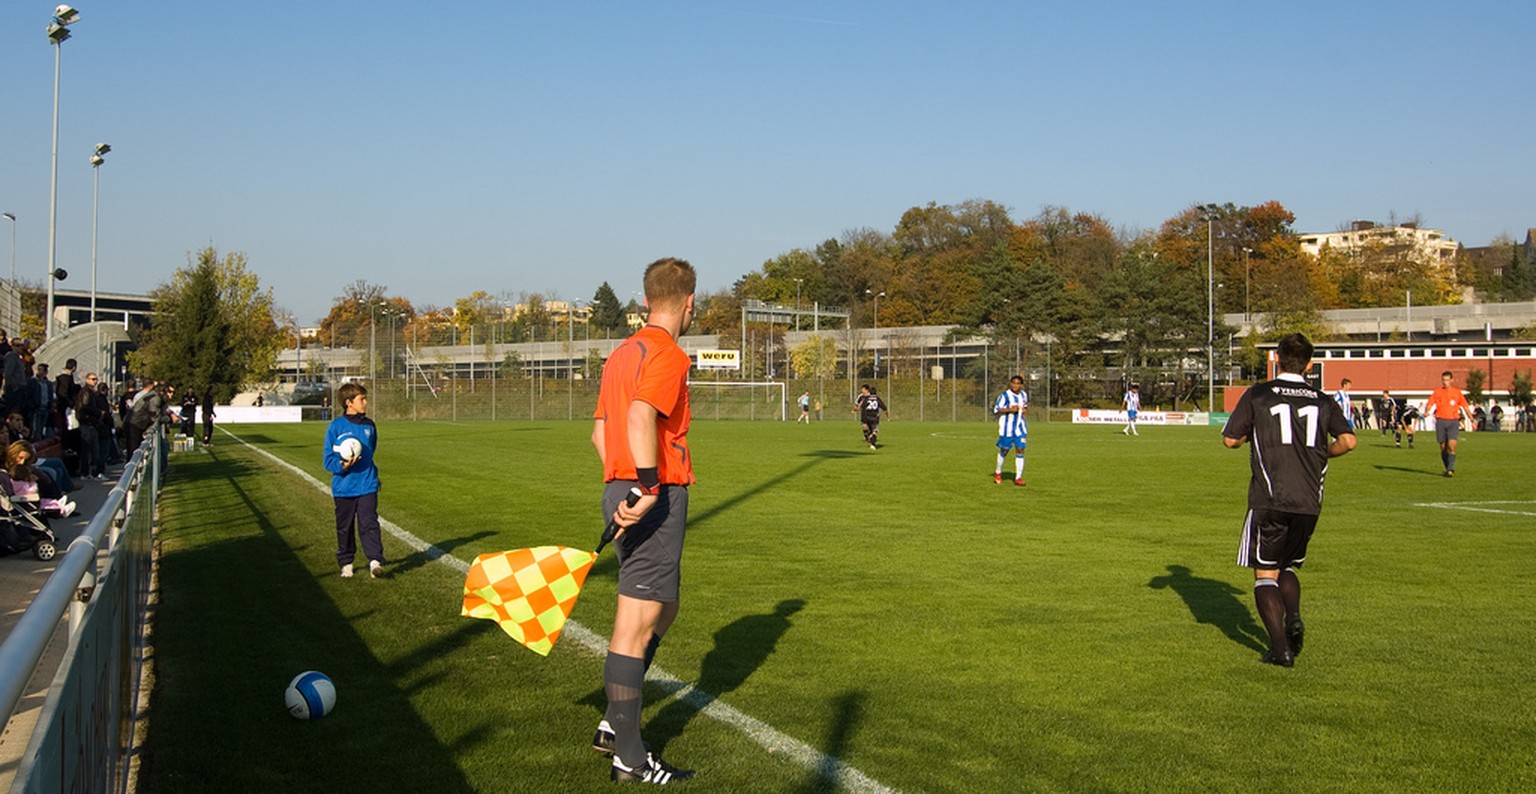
45, 5, 81, 340
91, 143, 109, 322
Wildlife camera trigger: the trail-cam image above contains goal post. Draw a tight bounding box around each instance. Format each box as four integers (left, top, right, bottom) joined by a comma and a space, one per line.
687, 381, 788, 421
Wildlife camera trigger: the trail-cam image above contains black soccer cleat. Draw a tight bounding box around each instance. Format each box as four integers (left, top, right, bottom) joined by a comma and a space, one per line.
1260, 648, 1295, 668
1286, 617, 1305, 657
592, 720, 615, 757
612, 752, 694, 784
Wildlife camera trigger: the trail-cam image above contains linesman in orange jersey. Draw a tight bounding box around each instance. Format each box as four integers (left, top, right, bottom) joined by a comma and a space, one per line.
589, 258, 697, 784
1424, 370, 1473, 477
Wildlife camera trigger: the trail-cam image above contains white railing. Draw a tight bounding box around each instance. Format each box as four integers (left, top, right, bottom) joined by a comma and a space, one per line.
0, 428, 161, 794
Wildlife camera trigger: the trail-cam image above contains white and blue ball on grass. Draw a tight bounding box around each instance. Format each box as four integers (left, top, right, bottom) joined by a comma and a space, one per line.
284, 671, 336, 720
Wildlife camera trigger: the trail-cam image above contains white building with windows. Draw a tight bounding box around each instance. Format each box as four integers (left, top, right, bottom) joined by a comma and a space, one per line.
1297, 220, 1460, 265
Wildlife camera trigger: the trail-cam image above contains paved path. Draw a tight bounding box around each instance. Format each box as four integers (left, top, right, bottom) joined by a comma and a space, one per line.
0, 463, 127, 789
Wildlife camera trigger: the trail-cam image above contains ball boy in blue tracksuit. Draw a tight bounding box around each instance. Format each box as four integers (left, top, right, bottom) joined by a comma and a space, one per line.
324, 383, 384, 578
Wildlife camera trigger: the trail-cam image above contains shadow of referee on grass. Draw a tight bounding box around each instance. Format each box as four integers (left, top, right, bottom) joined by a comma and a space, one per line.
1148, 564, 1267, 653
643, 598, 807, 753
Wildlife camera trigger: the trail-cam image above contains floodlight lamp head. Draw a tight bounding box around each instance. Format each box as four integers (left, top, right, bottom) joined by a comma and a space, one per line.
54, 5, 79, 24
1, 213, 14, 222
94, 142, 111, 155
90, 154, 104, 167
52, 268, 68, 281
46, 22, 71, 43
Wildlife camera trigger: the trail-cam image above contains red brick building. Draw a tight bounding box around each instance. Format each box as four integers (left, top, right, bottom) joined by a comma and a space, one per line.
1225, 341, 1536, 409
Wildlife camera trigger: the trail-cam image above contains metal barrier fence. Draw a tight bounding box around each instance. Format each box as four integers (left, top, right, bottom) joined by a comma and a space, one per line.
0, 429, 160, 794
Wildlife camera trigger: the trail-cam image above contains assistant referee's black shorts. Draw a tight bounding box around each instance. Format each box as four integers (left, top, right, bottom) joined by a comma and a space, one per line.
603, 480, 688, 603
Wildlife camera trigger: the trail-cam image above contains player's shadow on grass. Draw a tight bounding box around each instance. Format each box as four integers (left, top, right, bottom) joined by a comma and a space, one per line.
1371, 464, 1443, 477
638, 599, 807, 754
795, 690, 868, 794
388, 531, 497, 577
689, 452, 852, 529
1148, 564, 1267, 653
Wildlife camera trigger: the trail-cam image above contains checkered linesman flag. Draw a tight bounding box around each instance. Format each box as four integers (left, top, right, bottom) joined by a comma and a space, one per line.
460, 489, 638, 656
461, 546, 598, 656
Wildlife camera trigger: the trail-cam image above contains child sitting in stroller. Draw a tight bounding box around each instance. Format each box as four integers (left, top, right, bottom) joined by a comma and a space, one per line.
4, 440, 76, 517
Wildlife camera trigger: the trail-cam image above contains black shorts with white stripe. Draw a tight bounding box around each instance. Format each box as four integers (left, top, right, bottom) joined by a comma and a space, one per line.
1237, 508, 1319, 570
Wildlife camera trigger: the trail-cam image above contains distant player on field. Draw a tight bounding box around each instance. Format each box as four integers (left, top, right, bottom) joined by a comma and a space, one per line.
1333, 378, 1354, 429
797, 391, 811, 424
992, 375, 1028, 485
854, 385, 888, 449
1122, 383, 1141, 436
1424, 370, 1473, 477
1378, 389, 1399, 438
1398, 400, 1419, 449
1222, 333, 1356, 667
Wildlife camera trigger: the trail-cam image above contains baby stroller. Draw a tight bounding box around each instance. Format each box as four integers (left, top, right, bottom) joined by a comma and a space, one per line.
0, 474, 60, 561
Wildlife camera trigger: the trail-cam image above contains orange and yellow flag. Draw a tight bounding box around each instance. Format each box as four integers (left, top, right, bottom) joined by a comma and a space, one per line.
461, 546, 599, 656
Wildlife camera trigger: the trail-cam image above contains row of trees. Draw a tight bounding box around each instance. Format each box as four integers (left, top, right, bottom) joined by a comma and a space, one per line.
310, 281, 636, 351
120, 198, 1534, 398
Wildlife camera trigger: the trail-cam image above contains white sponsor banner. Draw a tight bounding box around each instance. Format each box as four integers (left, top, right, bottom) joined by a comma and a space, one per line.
215, 405, 303, 424
1071, 409, 1208, 426
696, 349, 741, 370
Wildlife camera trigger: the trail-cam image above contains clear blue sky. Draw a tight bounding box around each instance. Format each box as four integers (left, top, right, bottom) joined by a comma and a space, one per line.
2, 1, 1530, 325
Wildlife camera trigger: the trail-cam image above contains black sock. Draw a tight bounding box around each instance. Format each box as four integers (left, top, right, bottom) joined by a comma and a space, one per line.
1278, 569, 1301, 623
603, 653, 647, 767
1447, 453, 1455, 471
1254, 580, 1289, 654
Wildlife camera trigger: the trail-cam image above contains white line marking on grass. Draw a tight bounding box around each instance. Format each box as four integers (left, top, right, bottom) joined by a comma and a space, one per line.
928, 432, 992, 439
220, 428, 895, 793
1412, 500, 1536, 517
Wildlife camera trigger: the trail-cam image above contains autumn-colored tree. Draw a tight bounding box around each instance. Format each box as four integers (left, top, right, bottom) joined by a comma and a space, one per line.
130, 246, 283, 400
319, 281, 414, 348
790, 333, 839, 380
692, 288, 740, 338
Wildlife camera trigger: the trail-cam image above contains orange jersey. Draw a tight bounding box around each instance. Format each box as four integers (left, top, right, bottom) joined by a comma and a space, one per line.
1426, 386, 1469, 420
594, 325, 694, 485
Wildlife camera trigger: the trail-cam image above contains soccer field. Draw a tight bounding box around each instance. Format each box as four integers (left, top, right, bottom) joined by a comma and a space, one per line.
140, 418, 1535, 792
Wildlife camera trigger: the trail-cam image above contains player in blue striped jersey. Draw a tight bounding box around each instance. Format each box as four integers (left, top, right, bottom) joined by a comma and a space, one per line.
1333, 378, 1354, 429
992, 375, 1028, 486
1122, 383, 1141, 436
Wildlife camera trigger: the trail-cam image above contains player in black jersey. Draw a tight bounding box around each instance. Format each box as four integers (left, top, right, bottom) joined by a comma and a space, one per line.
1221, 333, 1356, 667
854, 384, 888, 450
1397, 401, 1419, 449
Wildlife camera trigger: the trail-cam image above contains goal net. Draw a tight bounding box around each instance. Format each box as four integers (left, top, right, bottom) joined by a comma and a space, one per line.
687, 381, 787, 421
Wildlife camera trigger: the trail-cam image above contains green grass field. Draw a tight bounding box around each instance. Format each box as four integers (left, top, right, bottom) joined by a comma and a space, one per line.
138, 418, 1536, 792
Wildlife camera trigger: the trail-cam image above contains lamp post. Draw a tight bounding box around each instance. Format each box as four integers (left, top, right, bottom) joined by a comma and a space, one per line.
369, 301, 378, 385
1241, 246, 1252, 324
2, 213, 15, 285
90, 143, 109, 323
793, 278, 803, 332
866, 289, 885, 379
45, 5, 80, 340
1199, 204, 1219, 414
567, 300, 583, 421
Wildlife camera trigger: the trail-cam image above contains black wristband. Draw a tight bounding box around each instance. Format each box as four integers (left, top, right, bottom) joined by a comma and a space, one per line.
636, 467, 660, 493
